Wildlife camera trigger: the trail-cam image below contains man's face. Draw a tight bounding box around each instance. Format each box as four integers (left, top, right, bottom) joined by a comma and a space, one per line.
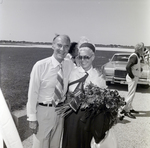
139, 48, 144, 57
78, 47, 95, 71
52, 36, 70, 62
140, 47, 144, 56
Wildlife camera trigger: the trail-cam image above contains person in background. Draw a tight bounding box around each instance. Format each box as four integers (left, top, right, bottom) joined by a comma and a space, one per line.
66, 36, 90, 66
26, 34, 73, 148
66, 42, 79, 66
142, 47, 149, 64
122, 42, 144, 119
77, 36, 90, 48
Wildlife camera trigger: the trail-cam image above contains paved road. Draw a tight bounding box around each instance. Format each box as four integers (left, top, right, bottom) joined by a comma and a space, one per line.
22, 84, 150, 148
110, 84, 150, 148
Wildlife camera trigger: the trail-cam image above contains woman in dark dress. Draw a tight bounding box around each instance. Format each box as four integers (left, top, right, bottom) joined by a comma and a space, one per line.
62, 42, 108, 148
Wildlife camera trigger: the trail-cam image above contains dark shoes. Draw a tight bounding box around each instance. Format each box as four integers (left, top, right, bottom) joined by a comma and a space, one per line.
130, 109, 139, 114
124, 112, 136, 119
120, 110, 136, 119
119, 115, 125, 121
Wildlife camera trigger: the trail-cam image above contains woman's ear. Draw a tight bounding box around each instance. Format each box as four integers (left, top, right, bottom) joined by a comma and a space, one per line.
92, 54, 95, 61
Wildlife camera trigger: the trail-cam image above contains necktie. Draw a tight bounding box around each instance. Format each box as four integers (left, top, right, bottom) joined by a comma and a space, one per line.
53, 64, 64, 105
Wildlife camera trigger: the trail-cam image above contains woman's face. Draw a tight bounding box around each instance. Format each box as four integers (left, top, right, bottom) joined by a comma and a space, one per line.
78, 47, 95, 71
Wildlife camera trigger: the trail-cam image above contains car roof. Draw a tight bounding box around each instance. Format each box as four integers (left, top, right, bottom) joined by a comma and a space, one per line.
113, 53, 131, 56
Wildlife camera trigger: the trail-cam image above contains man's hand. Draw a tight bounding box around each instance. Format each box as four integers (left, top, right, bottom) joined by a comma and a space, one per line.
29, 121, 39, 134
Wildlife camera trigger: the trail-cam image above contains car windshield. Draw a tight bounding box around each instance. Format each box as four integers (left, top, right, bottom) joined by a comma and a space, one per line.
111, 55, 129, 62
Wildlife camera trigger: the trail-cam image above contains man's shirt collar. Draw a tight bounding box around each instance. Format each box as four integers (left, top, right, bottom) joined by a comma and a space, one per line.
51, 55, 61, 68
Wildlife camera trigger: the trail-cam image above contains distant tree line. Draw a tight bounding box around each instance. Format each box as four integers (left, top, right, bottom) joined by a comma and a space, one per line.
0, 40, 52, 45
95, 43, 134, 49
0, 40, 149, 49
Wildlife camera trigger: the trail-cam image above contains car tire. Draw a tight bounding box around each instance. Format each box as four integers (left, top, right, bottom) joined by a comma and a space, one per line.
140, 84, 149, 89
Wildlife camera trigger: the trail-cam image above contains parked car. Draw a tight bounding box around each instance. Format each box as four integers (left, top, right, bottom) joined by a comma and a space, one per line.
101, 52, 150, 88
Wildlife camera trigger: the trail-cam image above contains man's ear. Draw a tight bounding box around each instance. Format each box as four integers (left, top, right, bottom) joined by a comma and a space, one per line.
51, 43, 54, 50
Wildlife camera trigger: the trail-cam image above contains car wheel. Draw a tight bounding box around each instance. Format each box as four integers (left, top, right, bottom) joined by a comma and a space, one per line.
140, 84, 149, 89
106, 81, 111, 86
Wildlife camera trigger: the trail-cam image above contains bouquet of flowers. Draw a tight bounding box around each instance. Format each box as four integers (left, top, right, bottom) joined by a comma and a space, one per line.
56, 82, 126, 143
56, 82, 126, 121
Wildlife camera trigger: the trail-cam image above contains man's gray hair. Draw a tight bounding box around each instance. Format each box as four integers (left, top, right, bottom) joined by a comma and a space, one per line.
135, 42, 144, 52
52, 34, 71, 43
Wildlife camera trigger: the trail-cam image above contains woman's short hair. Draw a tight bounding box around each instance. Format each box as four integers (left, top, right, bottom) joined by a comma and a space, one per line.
79, 42, 96, 53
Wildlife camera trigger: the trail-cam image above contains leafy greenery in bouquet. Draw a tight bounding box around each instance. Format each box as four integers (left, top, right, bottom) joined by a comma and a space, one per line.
81, 82, 126, 126
82, 82, 125, 111
56, 82, 126, 125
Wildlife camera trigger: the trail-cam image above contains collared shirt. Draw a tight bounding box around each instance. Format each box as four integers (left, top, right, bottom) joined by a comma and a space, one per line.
27, 55, 61, 121
68, 66, 107, 92
66, 53, 73, 59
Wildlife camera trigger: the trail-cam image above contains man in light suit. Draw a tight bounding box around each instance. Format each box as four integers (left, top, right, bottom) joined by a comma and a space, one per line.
26, 35, 74, 148
122, 42, 144, 119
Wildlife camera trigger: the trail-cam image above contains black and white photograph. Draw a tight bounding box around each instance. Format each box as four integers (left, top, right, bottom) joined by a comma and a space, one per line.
0, 0, 150, 148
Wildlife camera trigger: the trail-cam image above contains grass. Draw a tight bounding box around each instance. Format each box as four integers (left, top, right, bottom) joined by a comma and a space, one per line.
0, 46, 117, 111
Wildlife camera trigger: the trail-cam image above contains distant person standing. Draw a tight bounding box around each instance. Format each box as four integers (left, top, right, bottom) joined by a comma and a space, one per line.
66, 37, 90, 66
26, 34, 73, 148
143, 47, 150, 64
66, 42, 79, 65
122, 42, 144, 119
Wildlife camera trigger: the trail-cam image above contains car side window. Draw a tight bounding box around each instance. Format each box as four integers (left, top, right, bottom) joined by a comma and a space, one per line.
112, 55, 129, 62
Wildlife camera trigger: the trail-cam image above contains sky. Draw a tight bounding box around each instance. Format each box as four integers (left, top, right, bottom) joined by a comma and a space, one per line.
0, 0, 150, 46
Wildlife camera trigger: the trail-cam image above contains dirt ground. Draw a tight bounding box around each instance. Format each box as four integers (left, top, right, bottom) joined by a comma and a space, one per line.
111, 84, 150, 148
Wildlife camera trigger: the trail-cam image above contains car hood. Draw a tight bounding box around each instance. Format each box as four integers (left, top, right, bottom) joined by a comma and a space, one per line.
104, 62, 127, 70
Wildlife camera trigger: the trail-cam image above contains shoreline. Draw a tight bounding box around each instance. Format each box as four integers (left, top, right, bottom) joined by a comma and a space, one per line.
0, 44, 134, 52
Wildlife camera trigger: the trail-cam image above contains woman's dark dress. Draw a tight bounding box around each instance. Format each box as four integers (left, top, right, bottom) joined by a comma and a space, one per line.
62, 72, 110, 148
62, 109, 92, 148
